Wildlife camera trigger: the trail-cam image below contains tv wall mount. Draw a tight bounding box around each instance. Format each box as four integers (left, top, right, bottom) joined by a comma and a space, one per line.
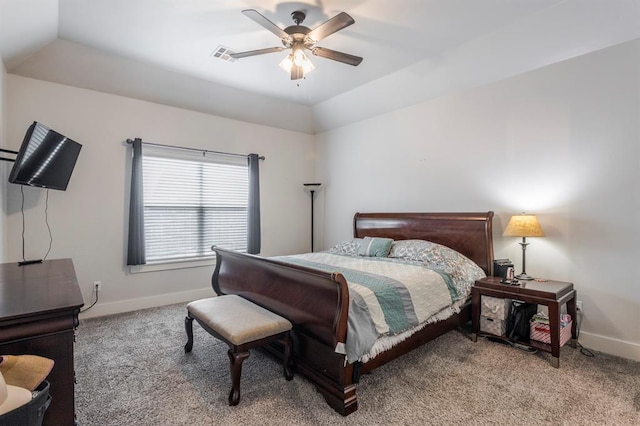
1, 148, 17, 162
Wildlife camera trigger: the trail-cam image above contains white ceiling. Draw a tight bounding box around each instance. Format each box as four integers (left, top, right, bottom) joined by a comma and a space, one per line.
1, 0, 639, 133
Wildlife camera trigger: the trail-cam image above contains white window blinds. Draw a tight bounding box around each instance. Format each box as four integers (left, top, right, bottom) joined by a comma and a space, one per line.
142, 145, 248, 262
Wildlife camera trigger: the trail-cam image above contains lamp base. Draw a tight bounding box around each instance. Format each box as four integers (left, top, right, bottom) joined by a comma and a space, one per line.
515, 273, 534, 281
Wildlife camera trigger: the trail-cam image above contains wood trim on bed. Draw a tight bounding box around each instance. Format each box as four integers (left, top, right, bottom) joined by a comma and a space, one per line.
354, 211, 494, 276
211, 211, 494, 416
211, 247, 356, 414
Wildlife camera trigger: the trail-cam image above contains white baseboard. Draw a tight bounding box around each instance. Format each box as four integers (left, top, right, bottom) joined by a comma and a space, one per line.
578, 331, 640, 362
79, 292, 640, 363
79, 287, 213, 319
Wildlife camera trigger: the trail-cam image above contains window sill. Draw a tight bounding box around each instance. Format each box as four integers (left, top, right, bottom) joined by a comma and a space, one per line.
129, 257, 216, 274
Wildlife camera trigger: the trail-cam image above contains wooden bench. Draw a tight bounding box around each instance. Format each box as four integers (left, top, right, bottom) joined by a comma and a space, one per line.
184, 295, 293, 406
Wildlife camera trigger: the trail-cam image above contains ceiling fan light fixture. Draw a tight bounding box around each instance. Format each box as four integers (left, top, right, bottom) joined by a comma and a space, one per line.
279, 54, 293, 72
292, 46, 306, 66
279, 48, 314, 80
299, 54, 315, 74
235, 9, 361, 80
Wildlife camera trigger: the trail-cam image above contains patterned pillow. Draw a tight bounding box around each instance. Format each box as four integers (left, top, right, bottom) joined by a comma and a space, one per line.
327, 239, 362, 256
389, 239, 486, 299
358, 237, 394, 257
389, 240, 442, 264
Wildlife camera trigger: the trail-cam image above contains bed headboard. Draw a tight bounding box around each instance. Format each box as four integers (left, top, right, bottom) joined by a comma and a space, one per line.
353, 211, 494, 276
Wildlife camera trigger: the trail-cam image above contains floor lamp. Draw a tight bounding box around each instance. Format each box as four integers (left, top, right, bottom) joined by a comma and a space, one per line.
503, 213, 545, 280
303, 183, 322, 252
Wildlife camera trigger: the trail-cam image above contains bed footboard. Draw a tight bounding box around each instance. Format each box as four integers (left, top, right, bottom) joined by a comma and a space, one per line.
211, 247, 357, 415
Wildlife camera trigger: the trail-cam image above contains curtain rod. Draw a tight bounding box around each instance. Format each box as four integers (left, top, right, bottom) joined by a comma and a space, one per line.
125, 138, 265, 160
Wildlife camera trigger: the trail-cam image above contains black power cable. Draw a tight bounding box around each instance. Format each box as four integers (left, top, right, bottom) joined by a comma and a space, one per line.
80, 285, 100, 313
43, 189, 53, 260
20, 185, 25, 262
574, 309, 595, 357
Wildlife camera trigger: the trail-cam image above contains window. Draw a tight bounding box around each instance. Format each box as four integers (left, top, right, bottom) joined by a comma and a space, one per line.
140, 145, 249, 263
127, 140, 261, 267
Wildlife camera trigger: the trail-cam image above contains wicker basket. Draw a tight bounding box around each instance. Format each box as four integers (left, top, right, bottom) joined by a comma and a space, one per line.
0, 381, 50, 426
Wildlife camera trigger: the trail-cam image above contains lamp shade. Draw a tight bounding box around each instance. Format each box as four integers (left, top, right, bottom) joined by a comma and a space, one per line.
303, 183, 322, 194
503, 214, 545, 237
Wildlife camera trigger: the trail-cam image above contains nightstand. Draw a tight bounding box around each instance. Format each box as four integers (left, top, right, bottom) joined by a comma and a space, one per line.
471, 276, 578, 368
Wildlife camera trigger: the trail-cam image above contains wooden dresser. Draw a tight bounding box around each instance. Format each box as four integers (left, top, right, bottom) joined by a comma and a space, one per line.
0, 259, 84, 425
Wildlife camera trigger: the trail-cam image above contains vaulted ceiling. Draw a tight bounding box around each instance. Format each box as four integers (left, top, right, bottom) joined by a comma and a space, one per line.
1, 0, 639, 133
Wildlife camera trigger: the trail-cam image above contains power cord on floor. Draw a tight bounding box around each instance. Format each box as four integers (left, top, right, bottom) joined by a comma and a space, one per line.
459, 320, 538, 353
462, 308, 595, 358
575, 309, 595, 357
482, 334, 538, 353
80, 283, 100, 313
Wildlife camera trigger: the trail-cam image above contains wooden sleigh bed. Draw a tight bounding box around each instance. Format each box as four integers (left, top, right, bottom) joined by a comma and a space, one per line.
211, 211, 494, 415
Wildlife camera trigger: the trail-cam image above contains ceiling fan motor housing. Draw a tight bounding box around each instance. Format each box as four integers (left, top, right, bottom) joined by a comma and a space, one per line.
291, 11, 306, 25
282, 26, 314, 48
281, 11, 317, 49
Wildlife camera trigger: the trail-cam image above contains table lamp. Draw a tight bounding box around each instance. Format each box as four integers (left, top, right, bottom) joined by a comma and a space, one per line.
503, 213, 545, 280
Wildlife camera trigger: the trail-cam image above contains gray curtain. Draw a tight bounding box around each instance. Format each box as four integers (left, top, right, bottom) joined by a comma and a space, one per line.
127, 138, 146, 265
247, 153, 261, 254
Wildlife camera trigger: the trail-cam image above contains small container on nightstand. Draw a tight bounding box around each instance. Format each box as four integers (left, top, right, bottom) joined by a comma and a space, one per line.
480, 296, 512, 336
530, 319, 573, 347
480, 316, 507, 336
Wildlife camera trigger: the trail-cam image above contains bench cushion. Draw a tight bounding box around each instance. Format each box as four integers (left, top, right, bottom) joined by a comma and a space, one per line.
187, 295, 292, 346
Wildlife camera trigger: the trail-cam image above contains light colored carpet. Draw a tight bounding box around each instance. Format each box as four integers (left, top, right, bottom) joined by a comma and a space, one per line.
75, 303, 640, 425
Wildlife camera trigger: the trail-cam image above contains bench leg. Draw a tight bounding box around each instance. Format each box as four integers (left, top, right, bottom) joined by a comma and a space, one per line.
228, 349, 250, 406
184, 314, 194, 353
283, 332, 293, 381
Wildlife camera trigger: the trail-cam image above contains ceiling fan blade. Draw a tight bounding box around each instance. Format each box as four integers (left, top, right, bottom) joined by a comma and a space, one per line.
307, 12, 355, 42
311, 47, 362, 66
241, 9, 290, 40
230, 47, 285, 59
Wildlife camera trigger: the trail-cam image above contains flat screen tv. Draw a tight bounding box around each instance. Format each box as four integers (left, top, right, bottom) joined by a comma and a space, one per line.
8, 122, 82, 191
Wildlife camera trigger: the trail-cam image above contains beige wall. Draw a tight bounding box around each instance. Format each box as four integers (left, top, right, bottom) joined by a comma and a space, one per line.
0, 61, 6, 261
5, 75, 315, 317
4, 40, 639, 361
316, 40, 640, 361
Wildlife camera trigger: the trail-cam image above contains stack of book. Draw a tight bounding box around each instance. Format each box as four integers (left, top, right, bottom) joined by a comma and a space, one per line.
530, 312, 572, 346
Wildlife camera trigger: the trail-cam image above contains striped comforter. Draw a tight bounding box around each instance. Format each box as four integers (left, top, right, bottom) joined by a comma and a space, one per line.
276, 252, 460, 363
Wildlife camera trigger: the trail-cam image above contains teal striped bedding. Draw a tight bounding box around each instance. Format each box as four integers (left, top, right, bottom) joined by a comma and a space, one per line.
275, 252, 472, 363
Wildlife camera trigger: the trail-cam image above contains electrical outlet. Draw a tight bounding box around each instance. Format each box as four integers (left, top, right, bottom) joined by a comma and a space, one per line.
93, 281, 102, 292
576, 300, 583, 312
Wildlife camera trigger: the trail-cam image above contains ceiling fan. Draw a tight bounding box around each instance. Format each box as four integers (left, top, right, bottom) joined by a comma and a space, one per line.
231, 9, 363, 80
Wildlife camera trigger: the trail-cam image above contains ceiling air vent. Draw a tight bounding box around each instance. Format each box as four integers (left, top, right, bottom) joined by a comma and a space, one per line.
211, 45, 237, 62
